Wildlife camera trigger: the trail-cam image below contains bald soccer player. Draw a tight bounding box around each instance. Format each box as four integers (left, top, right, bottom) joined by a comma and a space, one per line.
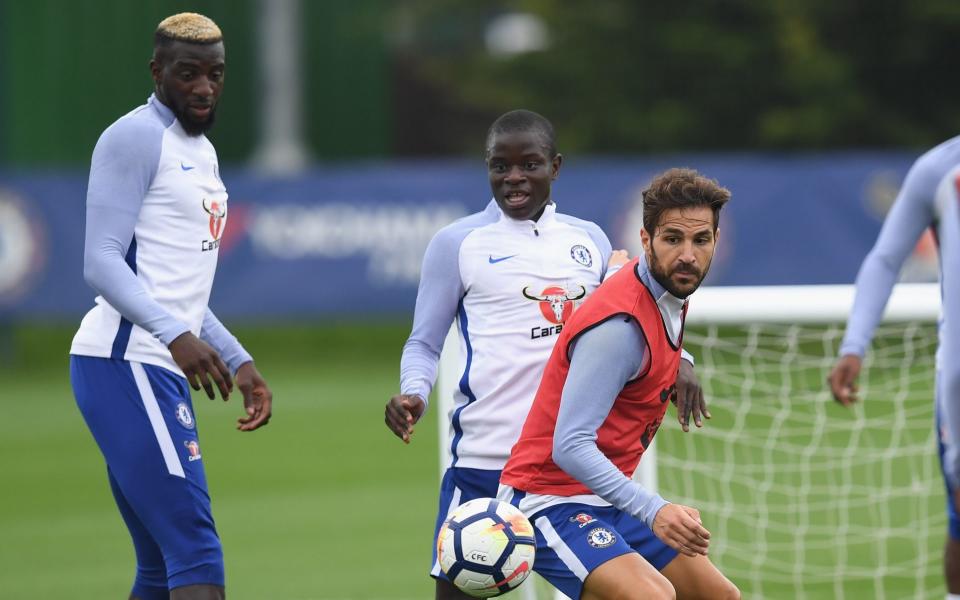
70, 13, 272, 600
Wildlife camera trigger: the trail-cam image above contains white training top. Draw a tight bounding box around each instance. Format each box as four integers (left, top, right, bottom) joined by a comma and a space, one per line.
400, 200, 613, 470
71, 95, 233, 376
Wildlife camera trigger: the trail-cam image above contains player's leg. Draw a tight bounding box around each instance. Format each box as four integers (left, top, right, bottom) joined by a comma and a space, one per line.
169, 585, 225, 599
73, 356, 176, 598
612, 505, 740, 600
935, 376, 960, 596
72, 357, 225, 594
660, 555, 740, 600
513, 502, 670, 599
581, 553, 675, 600
431, 467, 503, 599
107, 468, 168, 600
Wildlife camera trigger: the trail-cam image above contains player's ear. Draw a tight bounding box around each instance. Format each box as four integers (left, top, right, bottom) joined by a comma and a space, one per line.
149, 58, 162, 85
640, 226, 651, 253
551, 153, 562, 179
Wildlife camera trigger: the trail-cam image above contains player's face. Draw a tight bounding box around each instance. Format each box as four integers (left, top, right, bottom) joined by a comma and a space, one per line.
641, 206, 718, 299
486, 130, 561, 221
151, 40, 225, 136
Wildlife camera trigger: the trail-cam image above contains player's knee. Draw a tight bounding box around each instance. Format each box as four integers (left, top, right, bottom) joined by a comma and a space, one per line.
629, 571, 675, 600
715, 580, 741, 600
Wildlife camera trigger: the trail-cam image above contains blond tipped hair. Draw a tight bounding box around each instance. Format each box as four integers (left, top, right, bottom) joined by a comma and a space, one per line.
156, 12, 222, 43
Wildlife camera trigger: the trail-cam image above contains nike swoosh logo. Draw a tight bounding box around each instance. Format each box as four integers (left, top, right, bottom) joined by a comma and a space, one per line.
180, 162, 195, 171
489, 254, 517, 264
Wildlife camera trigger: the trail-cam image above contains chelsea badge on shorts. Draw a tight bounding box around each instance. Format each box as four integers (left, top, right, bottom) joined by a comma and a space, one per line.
570, 244, 592, 267
175, 402, 196, 430
587, 527, 616, 548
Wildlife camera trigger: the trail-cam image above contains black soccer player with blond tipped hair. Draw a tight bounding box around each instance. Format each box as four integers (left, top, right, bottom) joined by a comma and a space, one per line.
70, 13, 272, 600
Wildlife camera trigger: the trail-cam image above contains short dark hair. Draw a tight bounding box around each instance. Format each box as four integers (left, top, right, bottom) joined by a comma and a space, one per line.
642, 168, 730, 235
485, 109, 557, 157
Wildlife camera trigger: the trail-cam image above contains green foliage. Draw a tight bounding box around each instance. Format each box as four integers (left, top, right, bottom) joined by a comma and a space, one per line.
392, 0, 960, 154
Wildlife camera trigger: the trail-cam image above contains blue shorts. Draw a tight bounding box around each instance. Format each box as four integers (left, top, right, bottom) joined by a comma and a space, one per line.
507, 493, 677, 599
935, 382, 960, 540
430, 467, 502, 579
70, 355, 224, 597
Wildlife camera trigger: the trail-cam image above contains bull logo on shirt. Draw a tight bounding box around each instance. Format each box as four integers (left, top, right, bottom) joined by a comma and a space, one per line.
523, 285, 586, 324
201, 198, 227, 251
524, 285, 587, 340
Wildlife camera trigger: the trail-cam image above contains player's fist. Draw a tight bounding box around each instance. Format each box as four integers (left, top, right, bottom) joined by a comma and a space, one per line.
828, 354, 862, 407
651, 503, 710, 557
385, 394, 426, 444
168, 332, 232, 401
608, 249, 630, 268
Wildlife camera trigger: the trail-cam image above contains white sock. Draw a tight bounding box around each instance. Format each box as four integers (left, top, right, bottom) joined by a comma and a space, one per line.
946, 594, 960, 600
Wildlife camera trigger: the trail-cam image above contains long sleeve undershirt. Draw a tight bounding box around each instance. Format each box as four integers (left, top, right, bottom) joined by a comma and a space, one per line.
552, 317, 668, 527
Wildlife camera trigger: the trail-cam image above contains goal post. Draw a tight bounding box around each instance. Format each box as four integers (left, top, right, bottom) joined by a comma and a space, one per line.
436, 283, 943, 599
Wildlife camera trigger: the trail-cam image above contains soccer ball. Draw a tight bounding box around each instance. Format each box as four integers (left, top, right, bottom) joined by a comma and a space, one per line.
437, 498, 536, 598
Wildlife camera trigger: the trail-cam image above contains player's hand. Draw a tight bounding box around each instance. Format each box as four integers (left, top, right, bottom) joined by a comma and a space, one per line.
168, 332, 233, 401
385, 394, 425, 443
828, 354, 862, 406
235, 362, 272, 431
675, 359, 709, 432
651, 503, 710, 557
608, 249, 630, 268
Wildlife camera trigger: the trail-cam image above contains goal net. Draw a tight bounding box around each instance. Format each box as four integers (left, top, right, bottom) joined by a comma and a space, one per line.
437, 283, 943, 600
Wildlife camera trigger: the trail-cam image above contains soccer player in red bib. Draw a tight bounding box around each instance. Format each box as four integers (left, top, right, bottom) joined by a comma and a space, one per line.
500, 168, 740, 599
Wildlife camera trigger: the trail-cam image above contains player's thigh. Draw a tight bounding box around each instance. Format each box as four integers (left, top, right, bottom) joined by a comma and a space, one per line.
72, 357, 223, 583
523, 504, 642, 599
431, 467, 502, 578
582, 553, 675, 600
935, 379, 960, 540
661, 554, 740, 600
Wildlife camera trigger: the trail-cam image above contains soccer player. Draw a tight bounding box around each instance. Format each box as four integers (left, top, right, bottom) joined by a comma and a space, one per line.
828, 138, 960, 600
69, 13, 272, 600
499, 168, 740, 600
384, 111, 707, 599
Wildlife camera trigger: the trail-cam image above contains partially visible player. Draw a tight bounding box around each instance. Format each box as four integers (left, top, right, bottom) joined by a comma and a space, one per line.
384, 111, 707, 599
828, 136, 960, 600
499, 168, 739, 600
70, 13, 272, 600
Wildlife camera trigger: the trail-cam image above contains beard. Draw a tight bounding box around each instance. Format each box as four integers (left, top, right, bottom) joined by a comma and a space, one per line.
647, 246, 709, 299
175, 105, 217, 136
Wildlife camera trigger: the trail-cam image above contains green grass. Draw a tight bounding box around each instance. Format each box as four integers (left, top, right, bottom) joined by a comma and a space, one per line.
0, 321, 948, 599
0, 322, 439, 599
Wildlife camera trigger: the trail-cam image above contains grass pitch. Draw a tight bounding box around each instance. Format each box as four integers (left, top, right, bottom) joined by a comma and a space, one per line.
0, 321, 947, 599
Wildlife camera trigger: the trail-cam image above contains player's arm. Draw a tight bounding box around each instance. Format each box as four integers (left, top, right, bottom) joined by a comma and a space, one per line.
552, 318, 710, 556
937, 214, 960, 489
386, 229, 465, 443
675, 348, 705, 432
83, 119, 231, 401
200, 309, 272, 431
828, 158, 940, 405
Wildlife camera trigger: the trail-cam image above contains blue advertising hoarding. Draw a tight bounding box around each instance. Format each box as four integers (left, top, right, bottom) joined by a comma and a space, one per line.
0, 153, 930, 319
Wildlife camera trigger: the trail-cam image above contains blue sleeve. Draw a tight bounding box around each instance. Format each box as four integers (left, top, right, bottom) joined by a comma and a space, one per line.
83, 118, 190, 345
399, 228, 466, 410
552, 318, 669, 527
840, 158, 939, 357
200, 309, 253, 374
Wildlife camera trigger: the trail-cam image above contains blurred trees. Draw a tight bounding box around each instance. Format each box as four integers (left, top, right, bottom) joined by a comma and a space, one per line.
388, 0, 960, 155
4, 0, 960, 164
